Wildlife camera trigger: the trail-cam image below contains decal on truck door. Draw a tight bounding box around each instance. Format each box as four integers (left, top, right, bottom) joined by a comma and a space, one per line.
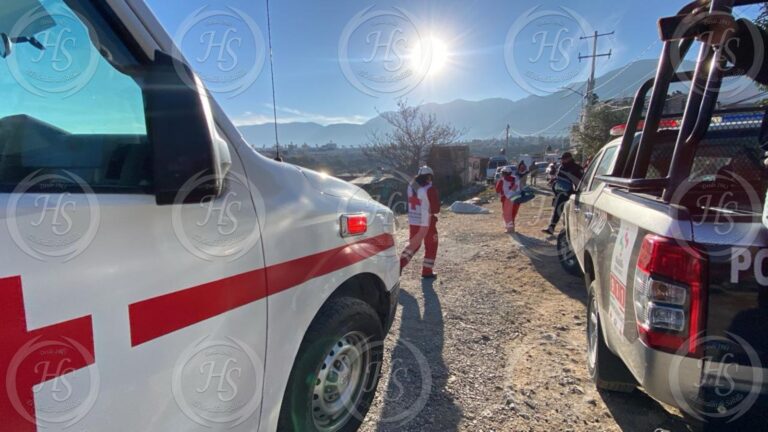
609, 221, 639, 335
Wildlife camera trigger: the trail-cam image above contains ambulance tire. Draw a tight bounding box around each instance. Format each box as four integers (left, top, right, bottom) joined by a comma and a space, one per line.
587, 282, 636, 393
278, 297, 384, 432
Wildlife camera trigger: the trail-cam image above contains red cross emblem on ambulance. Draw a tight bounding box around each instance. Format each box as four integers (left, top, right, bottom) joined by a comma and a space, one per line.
0, 276, 96, 432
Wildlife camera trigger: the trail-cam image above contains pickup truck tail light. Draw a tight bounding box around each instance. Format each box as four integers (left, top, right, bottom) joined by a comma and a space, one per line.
634, 235, 706, 357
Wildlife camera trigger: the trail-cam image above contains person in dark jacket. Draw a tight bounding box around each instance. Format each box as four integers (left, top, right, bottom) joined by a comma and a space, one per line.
542, 152, 583, 236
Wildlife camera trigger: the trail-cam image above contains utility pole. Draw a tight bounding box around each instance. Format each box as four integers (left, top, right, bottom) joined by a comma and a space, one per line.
579, 30, 614, 110
505, 124, 510, 158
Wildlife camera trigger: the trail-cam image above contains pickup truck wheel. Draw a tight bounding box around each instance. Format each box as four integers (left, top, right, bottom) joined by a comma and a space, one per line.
557, 230, 583, 276
587, 282, 636, 393
278, 297, 384, 432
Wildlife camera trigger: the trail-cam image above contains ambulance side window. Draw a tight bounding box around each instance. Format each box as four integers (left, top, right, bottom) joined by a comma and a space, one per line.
0, 0, 150, 193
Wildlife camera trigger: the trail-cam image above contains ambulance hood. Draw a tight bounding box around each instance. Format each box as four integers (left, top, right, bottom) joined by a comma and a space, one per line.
297, 166, 371, 200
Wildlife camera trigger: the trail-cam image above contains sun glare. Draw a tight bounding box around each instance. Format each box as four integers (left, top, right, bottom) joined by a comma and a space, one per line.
411, 35, 451, 78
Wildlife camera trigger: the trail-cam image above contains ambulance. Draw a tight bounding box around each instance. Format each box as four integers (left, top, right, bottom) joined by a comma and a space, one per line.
0, 1, 400, 431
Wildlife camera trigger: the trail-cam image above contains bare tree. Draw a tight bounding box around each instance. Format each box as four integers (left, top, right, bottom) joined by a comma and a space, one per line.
364, 100, 463, 174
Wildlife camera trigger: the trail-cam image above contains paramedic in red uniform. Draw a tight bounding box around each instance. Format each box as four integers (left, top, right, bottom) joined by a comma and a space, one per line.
496, 166, 521, 233
400, 166, 440, 279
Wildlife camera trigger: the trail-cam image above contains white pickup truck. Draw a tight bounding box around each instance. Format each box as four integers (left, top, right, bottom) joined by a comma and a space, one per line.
560, 1, 768, 429
0, 1, 399, 431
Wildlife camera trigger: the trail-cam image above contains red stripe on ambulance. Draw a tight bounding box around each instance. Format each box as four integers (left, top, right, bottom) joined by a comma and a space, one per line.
129, 234, 394, 346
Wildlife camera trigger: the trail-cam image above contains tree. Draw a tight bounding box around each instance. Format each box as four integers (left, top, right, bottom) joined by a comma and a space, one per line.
570, 104, 629, 160
364, 100, 463, 174
758, 4, 768, 29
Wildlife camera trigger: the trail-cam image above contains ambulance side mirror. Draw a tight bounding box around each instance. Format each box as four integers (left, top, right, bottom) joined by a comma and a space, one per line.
143, 50, 231, 205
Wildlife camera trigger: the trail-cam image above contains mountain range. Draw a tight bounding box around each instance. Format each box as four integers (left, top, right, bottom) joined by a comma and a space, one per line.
237, 59, 761, 147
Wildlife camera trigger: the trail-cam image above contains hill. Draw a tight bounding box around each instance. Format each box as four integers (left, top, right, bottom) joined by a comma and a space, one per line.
238, 59, 760, 147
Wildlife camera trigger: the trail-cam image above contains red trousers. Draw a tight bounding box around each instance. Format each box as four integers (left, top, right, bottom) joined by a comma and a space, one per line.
400, 220, 438, 276
502, 199, 520, 229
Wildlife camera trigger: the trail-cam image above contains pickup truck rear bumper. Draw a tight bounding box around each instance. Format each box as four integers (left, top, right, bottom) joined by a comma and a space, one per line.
634, 341, 768, 419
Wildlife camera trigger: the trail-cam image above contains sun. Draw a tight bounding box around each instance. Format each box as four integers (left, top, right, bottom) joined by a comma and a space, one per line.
427, 37, 449, 75
410, 36, 451, 77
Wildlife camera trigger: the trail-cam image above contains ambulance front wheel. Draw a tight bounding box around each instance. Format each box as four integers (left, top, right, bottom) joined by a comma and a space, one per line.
278, 297, 384, 432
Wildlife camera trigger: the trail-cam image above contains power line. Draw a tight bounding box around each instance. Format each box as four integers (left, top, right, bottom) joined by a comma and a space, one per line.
721, 90, 768, 108
592, 39, 659, 98
265, 0, 282, 161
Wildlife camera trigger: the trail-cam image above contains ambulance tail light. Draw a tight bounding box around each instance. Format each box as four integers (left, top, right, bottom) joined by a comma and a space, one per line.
341, 214, 367, 237
633, 235, 706, 357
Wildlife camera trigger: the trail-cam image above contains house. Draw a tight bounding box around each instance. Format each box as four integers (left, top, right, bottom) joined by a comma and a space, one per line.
427, 145, 471, 195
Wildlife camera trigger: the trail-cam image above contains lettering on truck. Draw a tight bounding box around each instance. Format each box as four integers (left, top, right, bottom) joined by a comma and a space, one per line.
731, 247, 768, 285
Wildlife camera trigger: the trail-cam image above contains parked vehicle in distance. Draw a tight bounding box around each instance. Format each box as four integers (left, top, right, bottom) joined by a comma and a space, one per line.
487, 156, 509, 183
0, 1, 399, 431
532, 161, 549, 173
560, 1, 768, 429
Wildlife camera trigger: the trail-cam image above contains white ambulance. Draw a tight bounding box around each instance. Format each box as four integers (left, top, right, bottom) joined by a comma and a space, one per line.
0, 1, 400, 431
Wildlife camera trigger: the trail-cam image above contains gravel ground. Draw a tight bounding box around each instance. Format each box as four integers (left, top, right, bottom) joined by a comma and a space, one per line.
359, 191, 694, 432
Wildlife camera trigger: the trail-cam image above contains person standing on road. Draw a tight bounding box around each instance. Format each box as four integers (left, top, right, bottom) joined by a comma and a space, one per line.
496, 166, 521, 233
517, 160, 529, 188
546, 162, 557, 183
542, 152, 583, 236
400, 166, 440, 279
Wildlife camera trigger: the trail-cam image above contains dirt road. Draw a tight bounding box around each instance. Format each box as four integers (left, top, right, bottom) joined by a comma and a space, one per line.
360, 192, 692, 432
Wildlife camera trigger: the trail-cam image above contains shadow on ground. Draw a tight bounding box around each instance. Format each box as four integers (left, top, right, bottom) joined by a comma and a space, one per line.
374, 279, 462, 431
598, 389, 691, 432
510, 232, 586, 305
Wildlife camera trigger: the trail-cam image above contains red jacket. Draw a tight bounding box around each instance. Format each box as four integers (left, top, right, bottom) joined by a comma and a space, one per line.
495, 175, 517, 202
426, 185, 440, 215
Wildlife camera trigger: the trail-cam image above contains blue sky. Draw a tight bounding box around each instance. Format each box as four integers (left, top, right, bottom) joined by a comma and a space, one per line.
144, 0, 764, 127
